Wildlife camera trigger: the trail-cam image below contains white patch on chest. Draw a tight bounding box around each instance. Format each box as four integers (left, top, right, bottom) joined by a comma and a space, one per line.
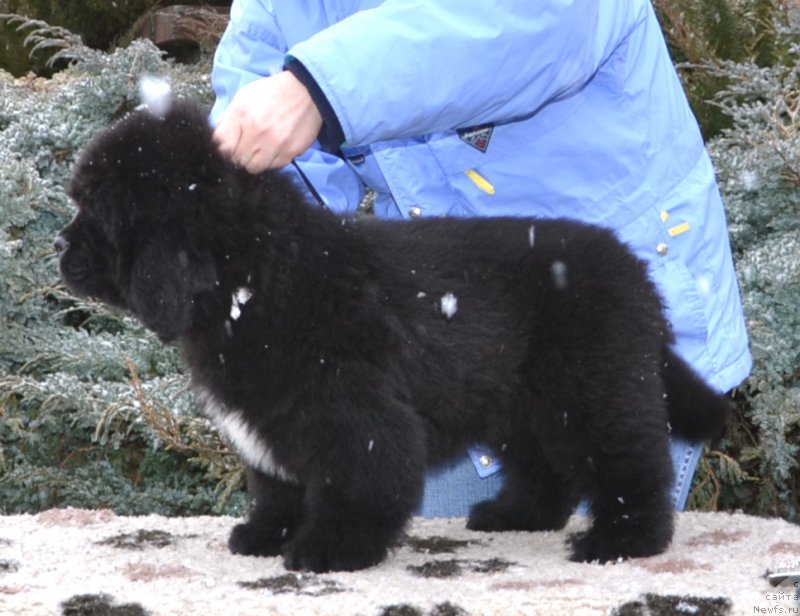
196, 388, 297, 483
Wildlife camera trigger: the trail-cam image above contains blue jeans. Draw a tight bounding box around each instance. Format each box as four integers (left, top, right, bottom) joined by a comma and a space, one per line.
416, 438, 702, 517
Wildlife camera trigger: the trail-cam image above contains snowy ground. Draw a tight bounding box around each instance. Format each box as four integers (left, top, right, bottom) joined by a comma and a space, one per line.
0, 508, 798, 615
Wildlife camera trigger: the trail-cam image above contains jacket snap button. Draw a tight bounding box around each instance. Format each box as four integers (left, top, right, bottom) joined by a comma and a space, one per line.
409, 207, 422, 218
479, 455, 493, 468
656, 242, 669, 256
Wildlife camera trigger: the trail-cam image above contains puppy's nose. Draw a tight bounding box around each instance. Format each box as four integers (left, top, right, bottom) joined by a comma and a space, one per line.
53, 235, 70, 255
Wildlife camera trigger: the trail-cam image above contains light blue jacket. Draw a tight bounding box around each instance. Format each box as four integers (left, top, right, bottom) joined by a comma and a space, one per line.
210, 0, 751, 394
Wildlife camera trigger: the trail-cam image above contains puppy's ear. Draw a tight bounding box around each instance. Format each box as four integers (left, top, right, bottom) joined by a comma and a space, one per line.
128, 232, 217, 342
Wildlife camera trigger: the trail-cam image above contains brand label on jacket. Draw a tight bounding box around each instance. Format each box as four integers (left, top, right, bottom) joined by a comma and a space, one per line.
458, 124, 494, 153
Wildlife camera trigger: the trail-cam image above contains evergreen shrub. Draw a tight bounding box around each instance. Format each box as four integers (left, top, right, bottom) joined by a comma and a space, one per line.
654, 1, 799, 520
690, 38, 800, 520
0, 21, 246, 515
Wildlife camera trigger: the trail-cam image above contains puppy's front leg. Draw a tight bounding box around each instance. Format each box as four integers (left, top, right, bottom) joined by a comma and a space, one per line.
281, 418, 426, 572
228, 467, 304, 557
282, 480, 419, 573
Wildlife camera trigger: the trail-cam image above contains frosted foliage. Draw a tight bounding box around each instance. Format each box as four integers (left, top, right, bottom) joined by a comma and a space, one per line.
0, 146, 62, 228
703, 29, 800, 511
749, 388, 800, 482
738, 234, 800, 289
706, 49, 800, 248
0, 29, 227, 516
1, 40, 211, 174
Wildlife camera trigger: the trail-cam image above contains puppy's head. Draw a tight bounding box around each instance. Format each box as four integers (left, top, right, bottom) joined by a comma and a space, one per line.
56, 101, 228, 342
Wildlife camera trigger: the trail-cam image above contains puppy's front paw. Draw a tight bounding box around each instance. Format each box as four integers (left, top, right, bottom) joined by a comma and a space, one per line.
228, 522, 285, 557
282, 528, 388, 573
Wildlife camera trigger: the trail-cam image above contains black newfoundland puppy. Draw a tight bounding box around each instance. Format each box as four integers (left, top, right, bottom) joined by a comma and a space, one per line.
56, 101, 728, 572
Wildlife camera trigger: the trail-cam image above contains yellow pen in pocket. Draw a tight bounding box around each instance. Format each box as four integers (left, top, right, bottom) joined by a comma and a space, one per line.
465, 169, 496, 195
668, 222, 691, 237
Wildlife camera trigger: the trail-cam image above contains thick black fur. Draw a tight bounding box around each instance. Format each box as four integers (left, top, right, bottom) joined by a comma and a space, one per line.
56, 101, 729, 572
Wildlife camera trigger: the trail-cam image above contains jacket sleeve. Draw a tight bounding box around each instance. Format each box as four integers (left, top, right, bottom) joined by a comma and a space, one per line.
287, 0, 649, 147
209, 0, 365, 215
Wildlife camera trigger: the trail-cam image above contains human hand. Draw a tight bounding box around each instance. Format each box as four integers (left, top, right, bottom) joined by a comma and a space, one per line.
213, 71, 323, 173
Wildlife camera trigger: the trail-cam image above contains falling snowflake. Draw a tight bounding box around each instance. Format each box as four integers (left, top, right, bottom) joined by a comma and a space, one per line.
739, 169, 760, 192
440, 293, 458, 319
138, 74, 172, 118
230, 287, 253, 320
551, 260, 568, 290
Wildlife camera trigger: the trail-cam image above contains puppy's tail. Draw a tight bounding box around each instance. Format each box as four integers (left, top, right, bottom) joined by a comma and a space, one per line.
663, 347, 730, 442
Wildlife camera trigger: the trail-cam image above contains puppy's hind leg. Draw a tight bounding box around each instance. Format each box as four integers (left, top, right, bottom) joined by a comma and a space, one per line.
569, 403, 674, 563
467, 445, 577, 533
228, 467, 305, 557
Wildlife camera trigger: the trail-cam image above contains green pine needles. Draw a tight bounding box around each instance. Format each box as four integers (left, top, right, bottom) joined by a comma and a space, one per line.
0, 18, 245, 515
664, 0, 800, 518
694, 38, 800, 518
